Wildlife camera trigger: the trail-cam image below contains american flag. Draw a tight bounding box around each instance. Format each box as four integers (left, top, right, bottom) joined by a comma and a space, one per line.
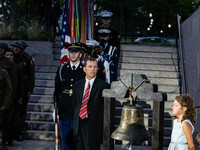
60, 0, 71, 64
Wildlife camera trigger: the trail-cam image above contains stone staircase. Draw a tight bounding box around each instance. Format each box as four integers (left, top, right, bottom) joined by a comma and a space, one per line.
22, 41, 60, 141
23, 43, 181, 148
116, 44, 181, 147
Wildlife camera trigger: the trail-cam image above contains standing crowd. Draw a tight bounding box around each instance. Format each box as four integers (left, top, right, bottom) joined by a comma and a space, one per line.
0, 41, 35, 150
54, 11, 120, 150
54, 11, 200, 150
1, 9, 200, 150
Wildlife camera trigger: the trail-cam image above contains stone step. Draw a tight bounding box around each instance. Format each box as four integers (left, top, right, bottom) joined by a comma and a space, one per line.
35, 72, 56, 80
22, 130, 54, 141
29, 95, 54, 103
121, 44, 177, 53
149, 78, 180, 86
26, 111, 53, 121
34, 54, 59, 66
118, 69, 179, 78
33, 87, 54, 95
156, 85, 180, 93
26, 120, 54, 131
53, 46, 61, 54
35, 65, 58, 73
119, 63, 178, 72
116, 77, 180, 86
119, 57, 178, 65
120, 51, 178, 59
27, 103, 54, 112
35, 79, 55, 88
54, 54, 60, 60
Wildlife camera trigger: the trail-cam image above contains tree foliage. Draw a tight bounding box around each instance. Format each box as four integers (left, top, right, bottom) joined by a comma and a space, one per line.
1, 0, 200, 39
95, 0, 200, 37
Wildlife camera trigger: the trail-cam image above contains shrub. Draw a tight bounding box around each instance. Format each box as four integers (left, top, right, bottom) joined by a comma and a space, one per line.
0, 19, 52, 40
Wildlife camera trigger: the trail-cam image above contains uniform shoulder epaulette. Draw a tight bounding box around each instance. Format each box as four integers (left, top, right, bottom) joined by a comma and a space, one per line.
60, 62, 69, 67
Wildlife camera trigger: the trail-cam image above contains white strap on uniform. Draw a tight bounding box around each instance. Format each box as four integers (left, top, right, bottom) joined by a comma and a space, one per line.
108, 45, 116, 56
59, 64, 65, 82
108, 46, 113, 55
104, 60, 110, 84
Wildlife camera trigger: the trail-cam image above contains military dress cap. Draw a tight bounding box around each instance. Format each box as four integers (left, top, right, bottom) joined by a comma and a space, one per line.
100, 11, 113, 18
86, 40, 99, 48
85, 40, 99, 54
20, 41, 29, 48
10, 41, 24, 49
98, 29, 111, 37
66, 42, 86, 53
80, 43, 87, 53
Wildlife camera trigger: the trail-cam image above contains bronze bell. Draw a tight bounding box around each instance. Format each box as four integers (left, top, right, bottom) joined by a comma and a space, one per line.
111, 97, 149, 144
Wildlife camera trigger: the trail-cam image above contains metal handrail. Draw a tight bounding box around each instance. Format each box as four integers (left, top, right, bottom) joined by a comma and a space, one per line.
177, 14, 187, 94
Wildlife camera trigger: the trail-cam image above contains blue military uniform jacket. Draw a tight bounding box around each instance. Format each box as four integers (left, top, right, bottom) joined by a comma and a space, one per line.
54, 62, 85, 119
103, 43, 118, 81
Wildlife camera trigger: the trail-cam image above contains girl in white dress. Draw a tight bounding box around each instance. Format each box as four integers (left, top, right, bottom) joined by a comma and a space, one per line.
168, 94, 196, 150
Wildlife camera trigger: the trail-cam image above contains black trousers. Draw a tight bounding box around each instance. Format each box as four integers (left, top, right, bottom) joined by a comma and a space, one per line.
76, 118, 89, 150
75, 118, 101, 150
0, 110, 10, 143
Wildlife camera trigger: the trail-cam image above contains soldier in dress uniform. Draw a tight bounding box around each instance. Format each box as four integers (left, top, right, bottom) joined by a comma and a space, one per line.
54, 43, 85, 150
11, 41, 35, 141
0, 68, 13, 150
97, 29, 118, 81
86, 40, 111, 84
98, 11, 120, 63
79, 43, 89, 64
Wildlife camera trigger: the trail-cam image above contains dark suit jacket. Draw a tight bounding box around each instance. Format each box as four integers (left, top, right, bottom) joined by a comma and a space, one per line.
73, 77, 109, 142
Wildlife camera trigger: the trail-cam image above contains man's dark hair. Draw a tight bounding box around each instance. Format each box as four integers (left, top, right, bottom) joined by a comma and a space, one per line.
84, 57, 98, 67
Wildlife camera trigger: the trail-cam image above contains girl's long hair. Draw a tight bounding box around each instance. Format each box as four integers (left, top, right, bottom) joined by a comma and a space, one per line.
175, 94, 196, 125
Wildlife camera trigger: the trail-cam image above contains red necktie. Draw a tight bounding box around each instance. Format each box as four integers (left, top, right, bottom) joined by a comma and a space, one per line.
79, 82, 90, 119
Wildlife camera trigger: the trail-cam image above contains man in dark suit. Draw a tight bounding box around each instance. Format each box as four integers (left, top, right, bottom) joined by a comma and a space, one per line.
54, 43, 86, 150
73, 57, 109, 150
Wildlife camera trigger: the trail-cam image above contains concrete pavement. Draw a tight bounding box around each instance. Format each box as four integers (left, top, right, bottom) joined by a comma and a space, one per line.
0, 138, 55, 150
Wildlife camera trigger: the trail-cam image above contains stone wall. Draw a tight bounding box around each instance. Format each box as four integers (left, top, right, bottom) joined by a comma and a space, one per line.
181, 7, 200, 142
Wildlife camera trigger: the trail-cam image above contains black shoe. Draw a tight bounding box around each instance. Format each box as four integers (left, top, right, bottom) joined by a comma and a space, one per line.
17, 135, 23, 142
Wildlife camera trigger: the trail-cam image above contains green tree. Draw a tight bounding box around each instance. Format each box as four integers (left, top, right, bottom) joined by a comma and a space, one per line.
95, 0, 200, 38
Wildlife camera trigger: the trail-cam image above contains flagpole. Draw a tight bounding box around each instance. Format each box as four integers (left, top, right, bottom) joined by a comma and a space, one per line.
54, 101, 59, 150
